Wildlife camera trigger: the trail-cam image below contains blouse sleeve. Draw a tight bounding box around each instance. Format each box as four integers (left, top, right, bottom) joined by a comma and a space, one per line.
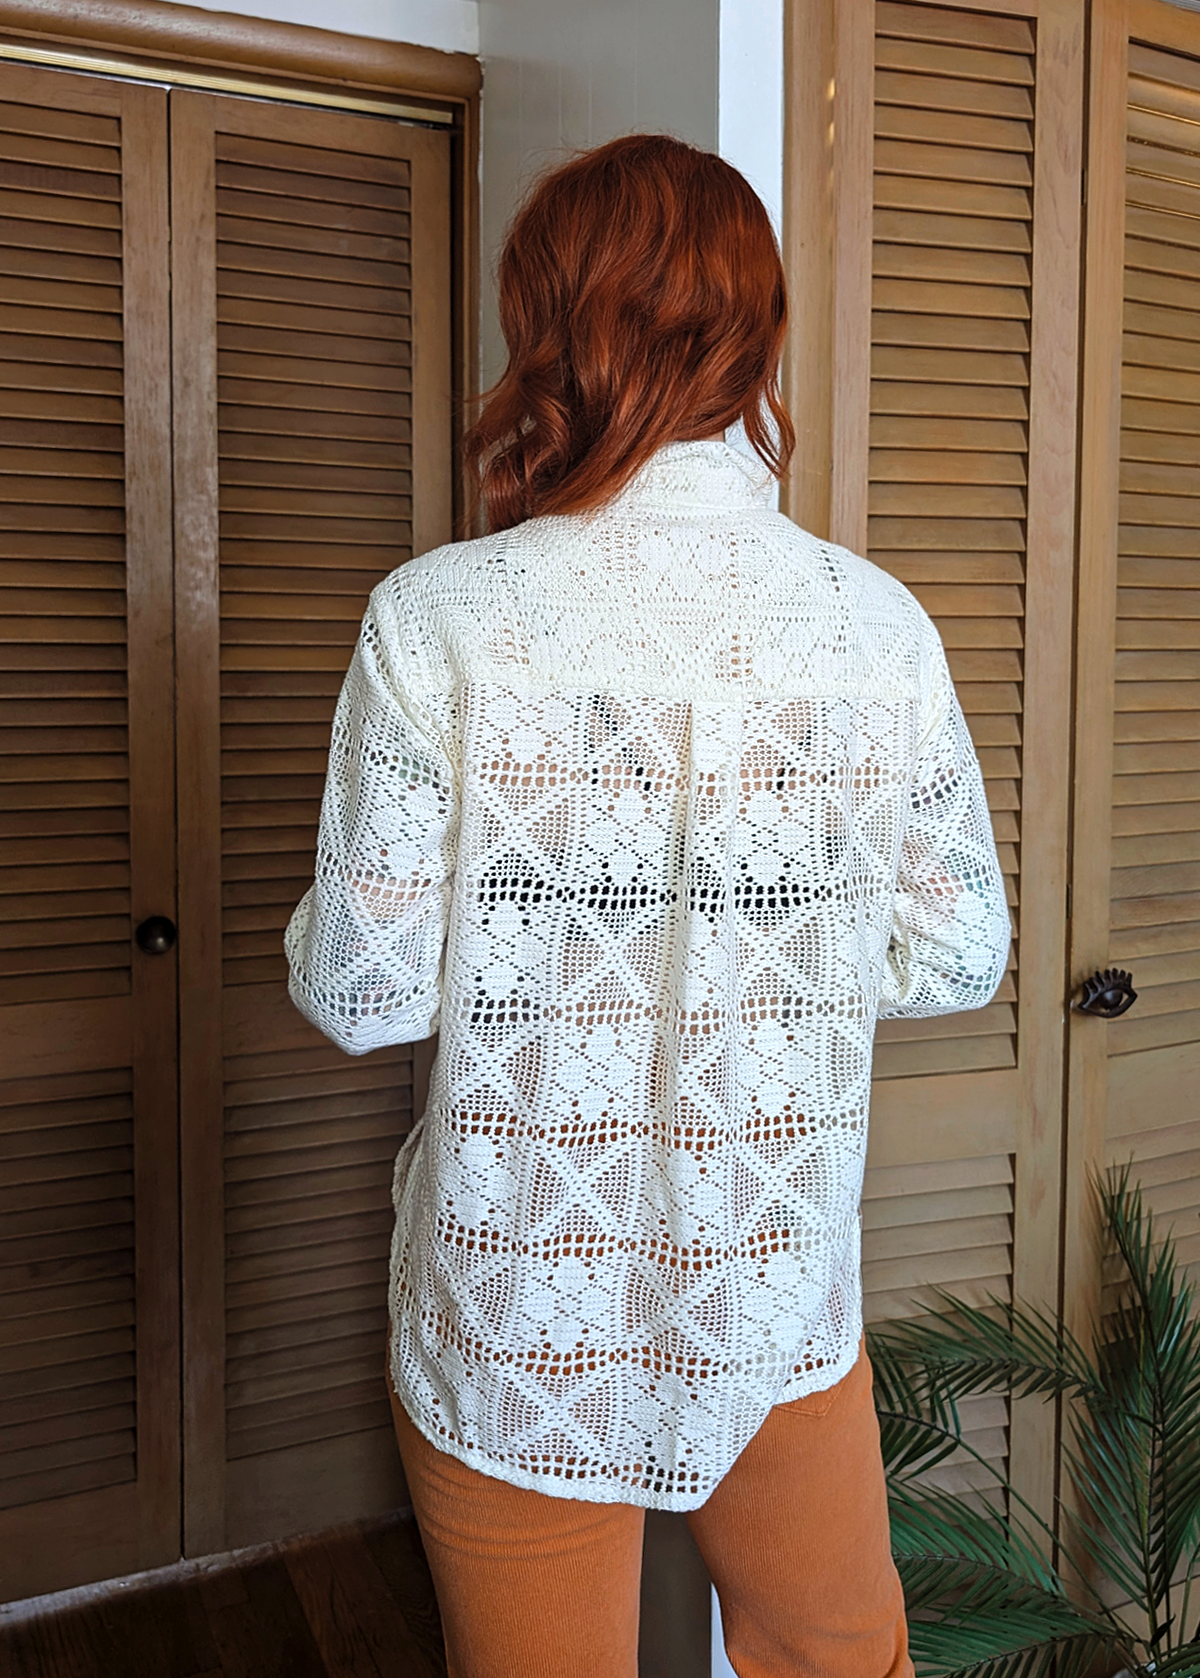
284, 583, 459, 1055
877, 621, 1012, 1020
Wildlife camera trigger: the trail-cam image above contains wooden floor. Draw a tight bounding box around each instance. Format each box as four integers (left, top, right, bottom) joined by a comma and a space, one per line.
0, 1511, 447, 1678
0, 1506, 710, 1678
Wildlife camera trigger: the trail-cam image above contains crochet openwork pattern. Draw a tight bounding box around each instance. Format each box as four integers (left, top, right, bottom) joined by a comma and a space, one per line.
285, 439, 1011, 1510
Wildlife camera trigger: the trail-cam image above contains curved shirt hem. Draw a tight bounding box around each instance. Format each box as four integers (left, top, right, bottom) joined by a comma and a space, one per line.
386, 1326, 865, 1515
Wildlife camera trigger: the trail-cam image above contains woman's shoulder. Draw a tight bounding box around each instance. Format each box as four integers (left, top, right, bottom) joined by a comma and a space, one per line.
758, 515, 935, 628
390, 529, 510, 587
366, 530, 515, 621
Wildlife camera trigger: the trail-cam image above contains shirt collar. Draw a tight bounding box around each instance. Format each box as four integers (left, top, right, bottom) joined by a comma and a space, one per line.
599, 437, 776, 514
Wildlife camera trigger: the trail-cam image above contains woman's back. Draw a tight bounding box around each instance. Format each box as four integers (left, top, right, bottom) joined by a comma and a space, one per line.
284, 435, 1010, 1510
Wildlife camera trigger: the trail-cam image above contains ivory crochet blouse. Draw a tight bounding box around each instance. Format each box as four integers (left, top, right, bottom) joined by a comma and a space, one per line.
284, 437, 1011, 1512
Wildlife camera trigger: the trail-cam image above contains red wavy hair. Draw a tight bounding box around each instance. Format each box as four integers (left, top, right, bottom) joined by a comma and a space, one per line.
464, 133, 795, 532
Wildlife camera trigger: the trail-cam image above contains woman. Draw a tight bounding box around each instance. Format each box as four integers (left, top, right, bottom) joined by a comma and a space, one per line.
285, 134, 1010, 1678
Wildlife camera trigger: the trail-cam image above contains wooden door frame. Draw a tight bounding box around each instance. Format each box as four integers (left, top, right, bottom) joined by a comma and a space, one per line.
0, 0, 480, 102
1065, 0, 1128, 1355
782, 0, 1086, 1535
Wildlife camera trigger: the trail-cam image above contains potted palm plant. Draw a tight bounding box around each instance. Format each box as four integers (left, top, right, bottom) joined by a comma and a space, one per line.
867, 1164, 1200, 1678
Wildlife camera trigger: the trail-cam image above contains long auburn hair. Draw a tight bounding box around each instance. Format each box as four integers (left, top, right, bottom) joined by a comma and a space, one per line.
465, 133, 795, 533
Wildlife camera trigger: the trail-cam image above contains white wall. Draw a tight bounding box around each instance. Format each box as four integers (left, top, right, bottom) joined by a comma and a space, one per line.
718, 0, 784, 237
717, 0, 784, 501
183, 0, 478, 54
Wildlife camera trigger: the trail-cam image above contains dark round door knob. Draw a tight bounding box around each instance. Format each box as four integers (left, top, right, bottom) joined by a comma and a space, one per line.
135, 915, 177, 955
1075, 967, 1136, 1018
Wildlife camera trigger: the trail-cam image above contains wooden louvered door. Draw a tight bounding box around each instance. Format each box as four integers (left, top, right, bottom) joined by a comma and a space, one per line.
789, 0, 1083, 1520
0, 65, 178, 1598
1070, 0, 1200, 1326
171, 90, 451, 1554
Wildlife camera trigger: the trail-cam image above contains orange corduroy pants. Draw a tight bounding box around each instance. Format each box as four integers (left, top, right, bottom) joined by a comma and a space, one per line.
385, 1334, 913, 1678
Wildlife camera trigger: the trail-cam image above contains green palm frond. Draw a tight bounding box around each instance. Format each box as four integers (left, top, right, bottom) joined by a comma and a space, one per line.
888, 1483, 1063, 1597
1141, 1639, 1200, 1677
889, 1485, 1123, 1678
874, 1164, 1200, 1677
905, 1606, 1114, 1678
869, 1289, 1097, 1406
889, 1488, 1116, 1678
1062, 1411, 1163, 1608
871, 1338, 966, 1478
875, 1372, 1067, 1570
1097, 1166, 1200, 1617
